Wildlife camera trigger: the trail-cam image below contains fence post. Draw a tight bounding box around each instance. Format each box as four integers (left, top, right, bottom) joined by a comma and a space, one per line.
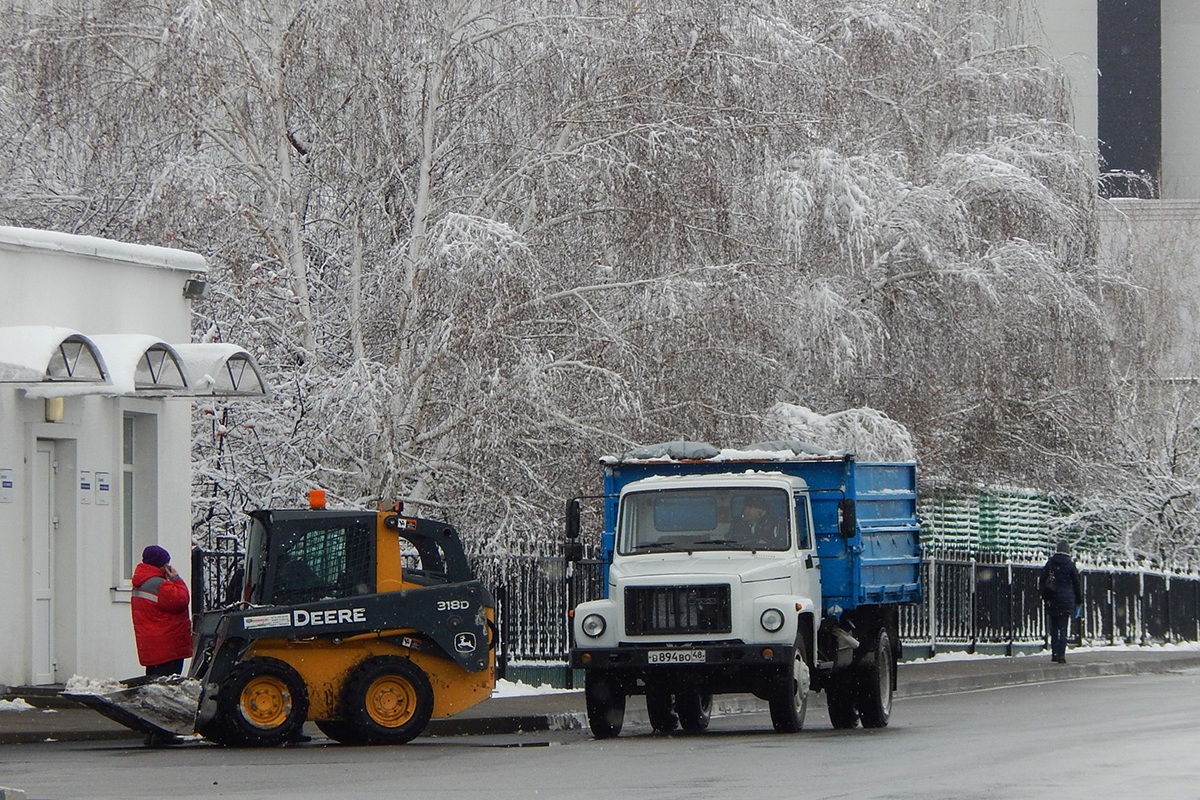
927, 552, 937, 656
495, 584, 508, 681
969, 555, 978, 654
1005, 560, 1014, 657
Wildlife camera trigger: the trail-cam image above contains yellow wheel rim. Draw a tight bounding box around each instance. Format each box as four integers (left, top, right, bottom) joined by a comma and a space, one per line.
239, 675, 293, 730
365, 675, 417, 728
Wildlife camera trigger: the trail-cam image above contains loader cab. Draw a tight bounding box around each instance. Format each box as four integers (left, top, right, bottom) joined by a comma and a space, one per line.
243, 510, 377, 606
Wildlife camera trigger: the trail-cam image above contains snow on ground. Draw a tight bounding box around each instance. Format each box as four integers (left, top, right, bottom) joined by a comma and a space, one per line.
492, 642, 1200, 696
0, 698, 36, 712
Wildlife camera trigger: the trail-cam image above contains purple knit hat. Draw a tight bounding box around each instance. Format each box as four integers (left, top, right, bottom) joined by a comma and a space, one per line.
142, 545, 171, 567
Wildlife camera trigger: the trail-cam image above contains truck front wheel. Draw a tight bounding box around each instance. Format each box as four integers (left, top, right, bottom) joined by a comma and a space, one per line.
645, 687, 678, 734
856, 630, 895, 728
676, 689, 712, 732
585, 672, 625, 739
768, 652, 810, 733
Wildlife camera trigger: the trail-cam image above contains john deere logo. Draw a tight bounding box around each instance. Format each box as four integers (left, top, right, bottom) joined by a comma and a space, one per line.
454, 632, 477, 653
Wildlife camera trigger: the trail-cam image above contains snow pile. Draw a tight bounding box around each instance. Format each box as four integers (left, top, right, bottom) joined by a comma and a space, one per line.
764, 404, 916, 462
0, 698, 36, 712
63, 675, 126, 695
493, 678, 578, 698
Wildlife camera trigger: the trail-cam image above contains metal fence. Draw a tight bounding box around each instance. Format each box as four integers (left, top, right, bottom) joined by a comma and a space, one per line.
193, 546, 1200, 667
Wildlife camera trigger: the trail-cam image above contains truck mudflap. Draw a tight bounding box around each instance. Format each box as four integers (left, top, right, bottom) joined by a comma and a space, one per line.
63, 675, 200, 739
571, 643, 796, 673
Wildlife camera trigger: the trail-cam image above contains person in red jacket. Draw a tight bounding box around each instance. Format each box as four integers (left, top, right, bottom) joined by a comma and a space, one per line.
131, 545, 193, 677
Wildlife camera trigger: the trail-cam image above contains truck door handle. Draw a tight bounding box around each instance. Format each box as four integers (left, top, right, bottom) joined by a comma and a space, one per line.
805, 555, 815, 570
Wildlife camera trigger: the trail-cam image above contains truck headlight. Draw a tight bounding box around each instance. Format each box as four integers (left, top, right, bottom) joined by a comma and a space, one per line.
581, 613, 607, 638
760, 608, 785, 632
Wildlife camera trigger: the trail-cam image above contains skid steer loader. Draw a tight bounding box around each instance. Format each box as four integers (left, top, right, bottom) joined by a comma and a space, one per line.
69, 494, 495, 746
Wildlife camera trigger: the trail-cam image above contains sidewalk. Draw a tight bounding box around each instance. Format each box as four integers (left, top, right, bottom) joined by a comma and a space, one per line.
2, 648, 1198, 746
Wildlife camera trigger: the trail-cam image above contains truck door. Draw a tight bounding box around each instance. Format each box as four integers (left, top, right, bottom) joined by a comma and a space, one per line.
794, 495, 821, 597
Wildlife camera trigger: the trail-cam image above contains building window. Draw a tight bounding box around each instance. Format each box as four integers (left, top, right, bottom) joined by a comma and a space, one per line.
122, 412, 159, 579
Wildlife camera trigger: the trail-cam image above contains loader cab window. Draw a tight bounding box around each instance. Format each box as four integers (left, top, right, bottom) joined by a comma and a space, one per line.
247, 515, 375, 606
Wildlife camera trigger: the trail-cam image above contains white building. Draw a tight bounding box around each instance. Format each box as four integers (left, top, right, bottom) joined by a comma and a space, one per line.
0, 226, 266, 688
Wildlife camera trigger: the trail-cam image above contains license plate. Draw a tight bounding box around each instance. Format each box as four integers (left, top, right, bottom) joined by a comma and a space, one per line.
647, 649, 706, 664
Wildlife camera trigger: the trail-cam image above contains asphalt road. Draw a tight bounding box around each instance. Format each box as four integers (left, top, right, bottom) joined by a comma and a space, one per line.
3, 666, 1198, 800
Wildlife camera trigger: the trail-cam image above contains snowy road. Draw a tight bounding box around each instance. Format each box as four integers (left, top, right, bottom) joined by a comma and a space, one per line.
2, 669, 1198, 800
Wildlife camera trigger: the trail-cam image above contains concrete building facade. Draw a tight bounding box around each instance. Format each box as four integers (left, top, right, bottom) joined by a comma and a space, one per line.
0, 227, 265, 688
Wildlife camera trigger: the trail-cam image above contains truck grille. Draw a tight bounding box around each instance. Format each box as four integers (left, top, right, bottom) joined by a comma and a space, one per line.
625, 584, 732, 636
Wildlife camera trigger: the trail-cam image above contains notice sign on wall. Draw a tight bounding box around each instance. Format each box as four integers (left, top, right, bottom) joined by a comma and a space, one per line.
0, 468, 13, 503
79, 470, 92, 504
95, 472, 111, 505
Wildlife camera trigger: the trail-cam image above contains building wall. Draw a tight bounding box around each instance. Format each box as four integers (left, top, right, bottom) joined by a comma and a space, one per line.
0, 230, 203, 686
1161, 1, 1200, 199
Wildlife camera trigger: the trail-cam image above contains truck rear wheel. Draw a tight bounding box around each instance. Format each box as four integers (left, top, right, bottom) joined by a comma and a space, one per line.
768, 652, 810, 733
206, 657, 309, 747
856, 630, 894, 729
340, 656, 434, 745
825, 675, 859, 729
676, 689, 712, 732
585, 672, 625, 739
645, 688, 678, 734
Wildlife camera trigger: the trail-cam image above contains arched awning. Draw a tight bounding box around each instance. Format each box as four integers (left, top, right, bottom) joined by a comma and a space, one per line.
87, 334, 190, 397
171, 343, 269, 398
0, 327, 268, 399
0, 326, 110, 394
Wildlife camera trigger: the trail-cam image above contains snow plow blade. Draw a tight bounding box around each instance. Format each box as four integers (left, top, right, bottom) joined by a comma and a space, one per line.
63, 676, 199, 739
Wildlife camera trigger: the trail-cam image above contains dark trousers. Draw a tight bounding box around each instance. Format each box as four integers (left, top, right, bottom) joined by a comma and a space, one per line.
1048, 613, 1071, 659
146, 659, 184, 678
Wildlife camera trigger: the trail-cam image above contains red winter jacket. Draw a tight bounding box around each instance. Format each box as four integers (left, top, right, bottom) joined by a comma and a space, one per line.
131, 562, 194, 667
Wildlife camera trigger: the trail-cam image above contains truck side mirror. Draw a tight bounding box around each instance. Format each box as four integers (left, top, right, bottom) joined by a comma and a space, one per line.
838, 498, 857, 539
565, 497, 582, 540
564, 540, 584, 562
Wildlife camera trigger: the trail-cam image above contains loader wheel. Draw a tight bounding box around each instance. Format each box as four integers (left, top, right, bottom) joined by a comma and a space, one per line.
207, 657, 308, 747
584, 671, 625, 739
340, 657, 433, 745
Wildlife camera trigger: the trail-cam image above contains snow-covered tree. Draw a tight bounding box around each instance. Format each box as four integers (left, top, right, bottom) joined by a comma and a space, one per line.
0, 0, 1175, 560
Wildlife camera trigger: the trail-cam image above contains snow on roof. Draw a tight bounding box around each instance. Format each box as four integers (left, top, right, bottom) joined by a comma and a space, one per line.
0, 326, 108, 386
0, 226, 207, 274
602, 439, 843, 465
1, 327, 269, 398
171, 343, 269, 397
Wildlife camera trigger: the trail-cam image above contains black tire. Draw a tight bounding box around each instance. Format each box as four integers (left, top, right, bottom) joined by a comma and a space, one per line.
676, 689, 712, 732
825, 675, 859, 729
339, 656, 434, 745
314, 719, 362, 745
768, 652, 810, 733
203, 657, 309, 747
585, 672, 625, 739
856, 630, 895, 729
645, 688, 678, 734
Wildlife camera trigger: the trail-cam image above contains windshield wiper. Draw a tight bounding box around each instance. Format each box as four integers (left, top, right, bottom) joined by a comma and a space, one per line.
630, 542, 683, 552
690, 538, 743, 549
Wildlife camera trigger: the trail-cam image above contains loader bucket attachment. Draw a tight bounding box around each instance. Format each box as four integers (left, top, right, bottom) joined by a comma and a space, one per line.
63, 675, 200, 739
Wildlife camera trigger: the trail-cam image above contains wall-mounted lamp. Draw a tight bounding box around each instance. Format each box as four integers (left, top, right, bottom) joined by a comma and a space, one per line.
182, 277, 208, 300
45, 396, 65, 423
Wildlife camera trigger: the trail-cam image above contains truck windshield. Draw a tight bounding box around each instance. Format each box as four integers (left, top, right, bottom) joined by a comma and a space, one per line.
619, 487, 791, 554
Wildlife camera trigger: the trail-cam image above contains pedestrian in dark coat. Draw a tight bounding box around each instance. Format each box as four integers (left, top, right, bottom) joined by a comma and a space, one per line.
1041, 539, 1082, 663
131, 545, 193, 677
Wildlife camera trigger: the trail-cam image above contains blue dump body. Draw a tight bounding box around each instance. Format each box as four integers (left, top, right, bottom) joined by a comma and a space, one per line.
601, 455, 922, 614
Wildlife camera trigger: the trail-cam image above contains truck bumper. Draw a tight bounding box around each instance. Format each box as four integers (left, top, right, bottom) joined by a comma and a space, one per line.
570, 643, 795, 693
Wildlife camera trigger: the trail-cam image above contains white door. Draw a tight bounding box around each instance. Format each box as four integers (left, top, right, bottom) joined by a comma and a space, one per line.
31, 441, 56, 685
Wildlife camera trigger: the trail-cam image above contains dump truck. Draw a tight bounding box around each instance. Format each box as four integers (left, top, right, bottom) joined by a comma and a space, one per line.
68, 494, 494, 746
565, 441, 922, 737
